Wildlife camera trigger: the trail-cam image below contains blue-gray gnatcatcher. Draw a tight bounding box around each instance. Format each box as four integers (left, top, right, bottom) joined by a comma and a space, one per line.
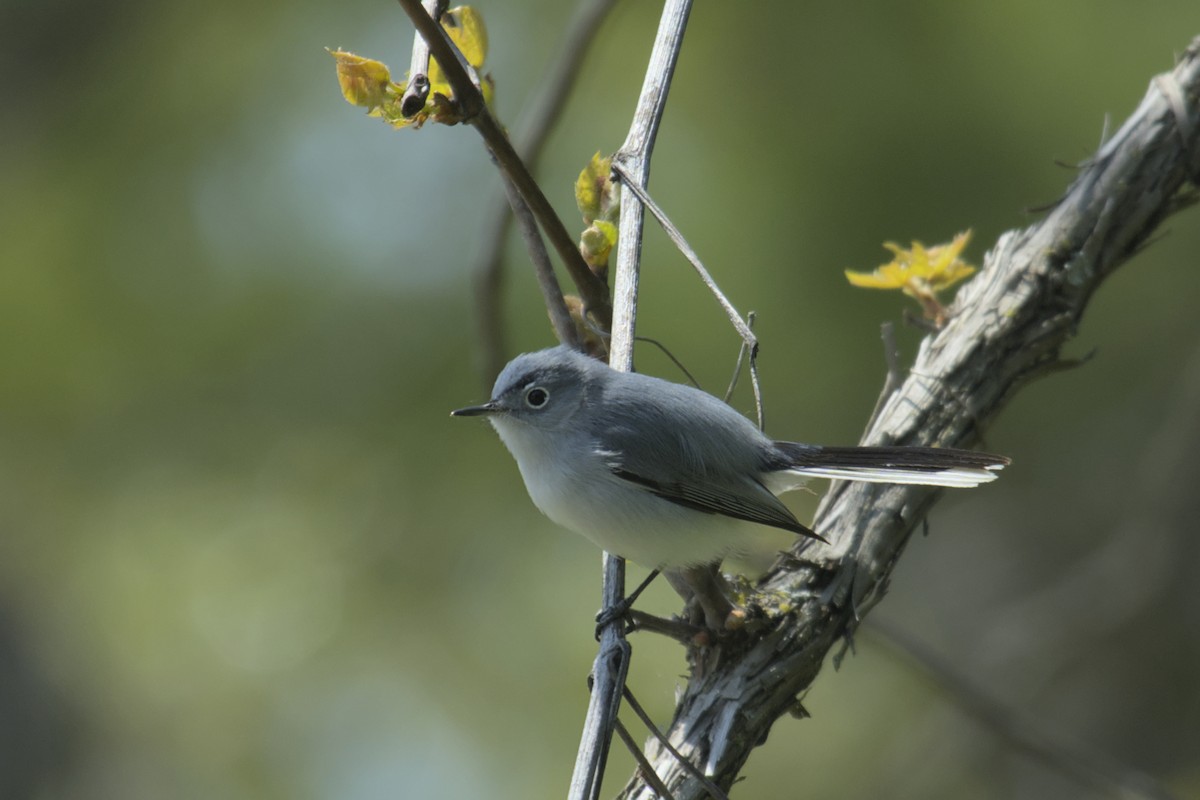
453, 345, 1008, 628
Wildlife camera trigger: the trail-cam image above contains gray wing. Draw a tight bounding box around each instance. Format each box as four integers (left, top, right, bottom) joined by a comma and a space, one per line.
591, 370, 823, 540
609, 466, 822, 539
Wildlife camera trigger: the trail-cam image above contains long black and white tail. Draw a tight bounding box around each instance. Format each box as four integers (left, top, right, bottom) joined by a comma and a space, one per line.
772, 442, 1010, 488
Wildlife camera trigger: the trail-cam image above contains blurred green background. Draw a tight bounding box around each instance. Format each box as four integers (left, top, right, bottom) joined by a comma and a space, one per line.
3, 1, 1199, 798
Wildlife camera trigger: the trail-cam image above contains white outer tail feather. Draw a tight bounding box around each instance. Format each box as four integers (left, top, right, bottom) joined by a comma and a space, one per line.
785, 465, 1003, 488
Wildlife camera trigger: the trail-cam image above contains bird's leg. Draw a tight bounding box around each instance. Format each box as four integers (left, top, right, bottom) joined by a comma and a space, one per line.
625, 609, 705, 645
665, 563, 738, 632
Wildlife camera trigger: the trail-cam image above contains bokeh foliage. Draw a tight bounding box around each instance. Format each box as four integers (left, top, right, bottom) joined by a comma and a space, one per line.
2, 2, 1199, 798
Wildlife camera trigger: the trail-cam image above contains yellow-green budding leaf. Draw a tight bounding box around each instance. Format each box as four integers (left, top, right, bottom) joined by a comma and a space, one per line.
446, 6, 488, 67
575, 152, 614, 224
580, 219, 618, 275
328, 49, 393, 110
428, 6, 489, 94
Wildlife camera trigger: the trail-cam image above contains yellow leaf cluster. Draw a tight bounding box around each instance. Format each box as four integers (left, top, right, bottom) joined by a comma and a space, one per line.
575, 152, 620, 279
328, 6, 493, 130
845, 230, 976, 325
575, 152, 614, 224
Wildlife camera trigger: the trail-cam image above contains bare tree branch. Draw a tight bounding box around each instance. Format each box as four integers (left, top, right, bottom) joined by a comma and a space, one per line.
395, 0, 614, 337
619, 35, 1200, 799
570, 2, 693, 798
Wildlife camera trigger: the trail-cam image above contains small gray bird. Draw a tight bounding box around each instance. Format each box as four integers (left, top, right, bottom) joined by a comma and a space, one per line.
453, 345, 1008, 629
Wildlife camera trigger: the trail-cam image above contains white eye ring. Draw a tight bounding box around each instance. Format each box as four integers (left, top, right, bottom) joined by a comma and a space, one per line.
524, 386, 550, 408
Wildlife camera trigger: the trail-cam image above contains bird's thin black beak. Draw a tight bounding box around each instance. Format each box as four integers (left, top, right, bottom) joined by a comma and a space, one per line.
450, 401, 501, 417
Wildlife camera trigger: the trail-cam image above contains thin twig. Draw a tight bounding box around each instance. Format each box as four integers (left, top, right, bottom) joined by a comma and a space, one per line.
609, 167, 757, 347
635, 336, 702, 388
594, 569, 660, 635
395, 0, 613, 333
569, 2, 693, 798
747, 328, 765, 431
864, 321, 902, 434
473, 0, 620, 382
722, 311, 754, 403
614, 718, 676, 800
623, 686, 731, 800
499, 176, 580, 349
610, 164, 764, 427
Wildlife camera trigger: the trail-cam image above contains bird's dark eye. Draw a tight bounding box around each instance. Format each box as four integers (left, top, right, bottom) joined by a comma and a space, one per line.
524, 386, 549, 408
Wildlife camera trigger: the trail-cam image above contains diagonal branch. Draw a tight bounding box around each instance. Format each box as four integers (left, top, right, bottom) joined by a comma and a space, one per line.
473, 0, 620, 383
619, 35, 1200, 800
395, 0, 613, 334
499, 176, 580, 349
608, 169, 767, 429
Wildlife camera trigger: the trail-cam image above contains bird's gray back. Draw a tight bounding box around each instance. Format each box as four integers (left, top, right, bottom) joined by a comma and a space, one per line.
585, 367, 772, 483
